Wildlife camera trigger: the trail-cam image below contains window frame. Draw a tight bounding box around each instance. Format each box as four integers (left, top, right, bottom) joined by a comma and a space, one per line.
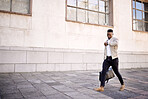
65, 0, 114, 28
132, 0, 148, 33
0, 0, 32, 16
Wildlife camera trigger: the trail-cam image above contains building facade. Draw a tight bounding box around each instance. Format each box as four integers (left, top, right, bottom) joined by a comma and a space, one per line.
0, 0, 148, 72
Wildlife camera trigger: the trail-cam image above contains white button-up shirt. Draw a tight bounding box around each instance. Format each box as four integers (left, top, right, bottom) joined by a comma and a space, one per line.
106, 40, 111, 56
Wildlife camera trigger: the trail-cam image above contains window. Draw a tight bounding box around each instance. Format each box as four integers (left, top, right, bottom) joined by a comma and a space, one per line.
66, 0, 113, 26
0, 0, 32, 15
132, 0, 148, 32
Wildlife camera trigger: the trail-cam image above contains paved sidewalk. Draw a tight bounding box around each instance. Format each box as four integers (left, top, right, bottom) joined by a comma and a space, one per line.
0, 68, 148, 99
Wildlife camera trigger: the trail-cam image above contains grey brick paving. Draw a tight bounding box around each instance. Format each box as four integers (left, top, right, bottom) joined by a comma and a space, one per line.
0, 68, 148, 99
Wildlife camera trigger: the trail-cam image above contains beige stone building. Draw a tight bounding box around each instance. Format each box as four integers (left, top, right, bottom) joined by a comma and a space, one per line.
0, 0, 148, 72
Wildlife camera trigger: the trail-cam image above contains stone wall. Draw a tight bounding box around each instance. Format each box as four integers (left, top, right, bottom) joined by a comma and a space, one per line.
0, 0, 148, 72
0, 0, 148, 51
0, 46, 148, 73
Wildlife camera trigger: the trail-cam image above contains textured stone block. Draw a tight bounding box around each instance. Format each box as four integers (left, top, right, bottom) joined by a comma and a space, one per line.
71, 64, 86, 70
0, 13, 10, 27
0, 64, 14, 72
118, 54, 128, 62
36, 64, 55, 72
87, 64, 100, 70
33, 47, 54, 52
15, 64, 36, 72
83, 53, 100, 63
27, 51, 48, 63
145, 55, 148, 62
0, 28, 24, 46
136, 55, 146, 62
121, 63, 134, 69
0, 46, 10, 50
48, 52, 63, 63
10, 14, 31, 29
10, 46, 33, 51
63, 53, 83, 63
0, 50, 26, 63
55, 64, 71, 71
127, 55, 136, 62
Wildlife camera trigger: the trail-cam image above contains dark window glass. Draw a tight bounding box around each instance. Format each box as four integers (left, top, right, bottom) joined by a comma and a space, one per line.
143, 12, 148, 21
12, 0, 30, 14
0, 0, 10, 11
0, 0, 31, 15
132, 0, 148, 32
143, 2, 148, 11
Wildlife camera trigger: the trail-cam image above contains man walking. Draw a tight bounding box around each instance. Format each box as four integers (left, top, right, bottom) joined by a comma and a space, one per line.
94, 29, 125, 92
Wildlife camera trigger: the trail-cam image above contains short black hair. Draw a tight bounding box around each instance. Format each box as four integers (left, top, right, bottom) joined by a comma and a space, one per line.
107, 29, 113, 33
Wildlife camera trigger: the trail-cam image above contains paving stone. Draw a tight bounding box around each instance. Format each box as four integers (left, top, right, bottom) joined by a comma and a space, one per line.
19, 87, 38, 93
47, 82, 63, 86
17, 84, 34, 89
89, 93, 113, 99
0, 89, 20, 96
0, 85, 17, 92
40, 89, 59, 96
46, 92, 71, 99
76, 87, 99, 95
21, 91, 44, 98
16, 81, 34, 89
33, 83, 50, 90
13, 79, 27, 84
33, 83, 60, 95
0, 68, 148, 99
1, 93, 24, 99
127, 95, 148, 99
52, 85, 76, 92
100, 84, 140, 99
64, 91, 94, 99
26, 96, 47, 99
27, 79, 43, 84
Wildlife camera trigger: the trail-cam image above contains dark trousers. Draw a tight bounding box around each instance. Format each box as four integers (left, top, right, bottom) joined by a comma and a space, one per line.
100, 56, 124, 87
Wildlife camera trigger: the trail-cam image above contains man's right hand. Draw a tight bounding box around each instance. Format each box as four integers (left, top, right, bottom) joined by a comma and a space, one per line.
104, 42, 108, 46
